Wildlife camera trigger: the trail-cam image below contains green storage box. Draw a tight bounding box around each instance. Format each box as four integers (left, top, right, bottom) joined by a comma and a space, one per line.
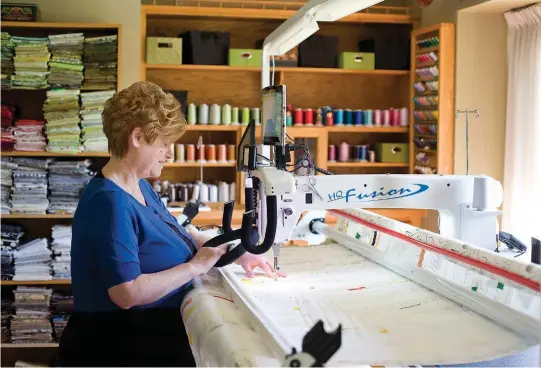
338, 52, 375, 70
146, 37, 182, 65
229, 49, 262, 67
375, 143, 409, 163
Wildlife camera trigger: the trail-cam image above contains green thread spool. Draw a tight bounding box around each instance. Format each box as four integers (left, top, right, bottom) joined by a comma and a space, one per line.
187, 103, 196, 125
231, 107, 240, 125
251, 107, 260, 125
241, 107, 250, 125
222, 104, 231, 125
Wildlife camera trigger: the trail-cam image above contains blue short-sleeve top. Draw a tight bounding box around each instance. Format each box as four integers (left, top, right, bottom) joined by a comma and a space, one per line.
71, 172, 196, 312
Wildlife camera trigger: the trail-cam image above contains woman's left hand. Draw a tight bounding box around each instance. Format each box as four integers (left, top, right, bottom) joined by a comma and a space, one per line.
235, 252, 287, 278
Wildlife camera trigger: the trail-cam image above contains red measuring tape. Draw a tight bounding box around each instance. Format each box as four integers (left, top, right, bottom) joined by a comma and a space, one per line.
329, 209, 540, 292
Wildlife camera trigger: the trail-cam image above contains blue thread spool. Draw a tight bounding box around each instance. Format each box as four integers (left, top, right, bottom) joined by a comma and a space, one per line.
334, 109, 344, 125
364, 109, 373, 125
354, 110, 363, 125
344, 109, 353, 125
359, 145, 368, 161
354, 145, 362, 162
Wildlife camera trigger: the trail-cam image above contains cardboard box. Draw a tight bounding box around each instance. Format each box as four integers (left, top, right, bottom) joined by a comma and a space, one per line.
228, 49, 262, 67
146, 37, 182, 65
338, 52, 375, 70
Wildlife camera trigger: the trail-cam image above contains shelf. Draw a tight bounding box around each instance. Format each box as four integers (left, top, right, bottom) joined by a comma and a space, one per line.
1, 343, 59, 348
1, 280, 70, 286
163, 162, 235, 168
1, 151, 110, 157
326, 126, 408, 133
1, 214, 73, 219
416, 46, 440, 54
414, 134, 437, 139
143, 4, 414, 25
185, 125, 241, 131
145, 64, 409, 76
415, 148, 437, 154
2, 87, 116, 92
327, 162, 409, 168
1, 21, 120, 29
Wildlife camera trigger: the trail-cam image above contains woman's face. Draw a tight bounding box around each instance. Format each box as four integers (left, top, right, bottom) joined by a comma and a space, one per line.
129, 128, 173, 178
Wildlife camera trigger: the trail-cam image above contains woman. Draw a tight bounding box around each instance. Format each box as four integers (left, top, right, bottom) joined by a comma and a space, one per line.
59, 81, 284, 367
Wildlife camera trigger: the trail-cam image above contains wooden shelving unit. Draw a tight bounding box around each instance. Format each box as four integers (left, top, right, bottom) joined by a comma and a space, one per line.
0, 21, 122, 367
410, 23, 456, 175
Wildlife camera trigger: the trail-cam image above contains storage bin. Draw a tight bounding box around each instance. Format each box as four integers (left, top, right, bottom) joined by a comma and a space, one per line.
298, 35, 338, 68
181, 31, 230, 65
146, 37, 182, 65
375, 143, 409, 163
256, 39, 298, 67
228, 49, 262, 67
1, 3, 41, 21
358, 25, 411, 70
338, 52, 375, 70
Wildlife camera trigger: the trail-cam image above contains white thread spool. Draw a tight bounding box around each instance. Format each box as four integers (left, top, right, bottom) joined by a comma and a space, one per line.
400, 107, 409, 127
209, 184, 218, 202
210, 104, 221, 125
218, 182, 229, 203
191, 184, 200, 202
198, 104, 209, 125
229, 182, 236, 202
175, 144, 185, 163
199, 183, 209, 202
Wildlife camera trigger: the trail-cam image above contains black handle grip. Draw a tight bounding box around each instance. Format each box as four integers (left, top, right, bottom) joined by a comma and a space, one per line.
245, 186, 254, 212
241, 196, 277, 255
222, 200, 235, 233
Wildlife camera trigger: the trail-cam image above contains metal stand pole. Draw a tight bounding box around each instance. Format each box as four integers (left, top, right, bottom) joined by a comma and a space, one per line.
455, 109, 480, 175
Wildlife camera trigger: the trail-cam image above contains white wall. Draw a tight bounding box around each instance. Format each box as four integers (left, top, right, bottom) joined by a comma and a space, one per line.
7, 0, 141, 89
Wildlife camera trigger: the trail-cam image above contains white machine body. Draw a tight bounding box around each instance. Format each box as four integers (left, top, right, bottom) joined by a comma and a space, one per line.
252, 167, 503, 250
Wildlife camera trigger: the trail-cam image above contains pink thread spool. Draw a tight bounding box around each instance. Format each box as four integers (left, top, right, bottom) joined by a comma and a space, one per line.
328, 144, 336, 162
391, 108, 400, 126
373, 109, 382, 126
400, 107, 409, 126
338, 142, 350, 162
383, 109, 391, 126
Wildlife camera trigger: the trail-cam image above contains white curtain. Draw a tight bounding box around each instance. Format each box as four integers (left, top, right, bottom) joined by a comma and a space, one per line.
502, 3, 541, 258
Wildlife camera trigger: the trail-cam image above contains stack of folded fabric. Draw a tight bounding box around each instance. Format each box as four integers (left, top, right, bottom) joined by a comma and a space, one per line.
50, 225, 71, 279
10, 287, 53, 344
11, 158, 49, 215
12, 119, 46, 152
0, 158, 16, 214
12, 36, 50, 90
13, 238, 52, 281
48, 33, 84, 89
47, 160, 92, 214
1, 223, 26, 281
1, 32, 15, 89
1, 297, 13, 343
1, 105, 16, 151
43, 89, 82, 153
80, 90, 114, 152
50, 291, 73, 342
83, 35, 117, 90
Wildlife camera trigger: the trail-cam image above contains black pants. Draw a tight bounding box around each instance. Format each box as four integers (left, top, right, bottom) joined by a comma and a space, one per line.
59, 308, 196, 367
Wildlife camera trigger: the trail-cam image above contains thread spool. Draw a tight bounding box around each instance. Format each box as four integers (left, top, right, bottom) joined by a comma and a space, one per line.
217, 144, 227, 163
178, 184, 187, 202
364, 110, 373, 125
153, 181, 161, 193
368, 150, 376, 163
391, 108, 400, 126
400, 107, 409, 127
222, 104, 232, 125
169, 184, 177, 203
321, 106, 331, 125
294, 108, 303, 125
286, 105, 293, 126
374, 110, 382, 126
334, 109, 344, 125
338, 142, 350, 162
210, 104, 221, 125
227, 144, 236, 162
198, 144, 206, 163
241, 107, 250, 125
187, 103, 196, 125
304, 108, 313, 126
231, 107, 240, 125
198, 104, 209, 125
191, 183, 200, 202
218, 182, 229, 203
251, 108, 260, 125
344, 109, 353, 125
206, 144, 216, 163
326, 110, 334, 126
167, 144, 175, 162
353, 145, 362, 162
186, 144, 195, 163
175, 144, 184, 163
328, 144, 336, 162
354, 110, 363, 125
209, 184, 218, 203
360, 145, 368, 161
383, 109, 391, 126
199, 183, 209, 202
229, 182, 236, 202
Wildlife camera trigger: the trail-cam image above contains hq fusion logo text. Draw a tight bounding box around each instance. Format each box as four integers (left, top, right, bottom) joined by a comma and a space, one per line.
327, 184, 429, 203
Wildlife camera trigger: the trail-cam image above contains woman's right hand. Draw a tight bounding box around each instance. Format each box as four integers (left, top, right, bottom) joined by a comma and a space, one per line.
188, 243, 228, 277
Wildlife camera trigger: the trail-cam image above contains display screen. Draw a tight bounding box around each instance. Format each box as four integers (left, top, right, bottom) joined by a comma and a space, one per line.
261, 85, 286, 146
